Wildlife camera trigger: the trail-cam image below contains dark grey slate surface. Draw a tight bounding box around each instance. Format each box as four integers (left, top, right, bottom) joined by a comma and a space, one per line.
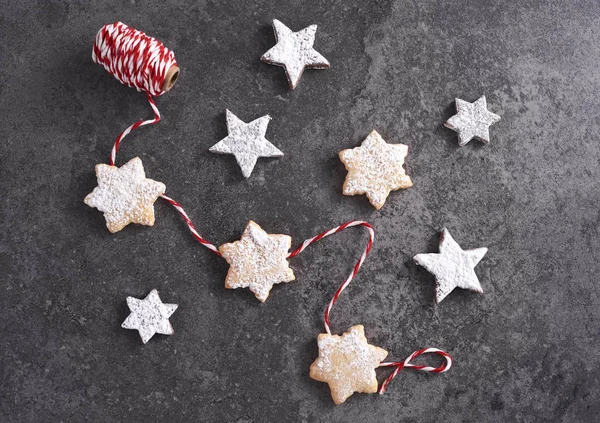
1, 0, 599, 421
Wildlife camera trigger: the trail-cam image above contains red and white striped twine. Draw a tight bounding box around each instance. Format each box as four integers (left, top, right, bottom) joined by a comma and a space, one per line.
92, 22, 176, 165
160, 195, 221, 256
93, 22, 176, 97
287, 221, 374, 335
378, 348, 452, 394
157, 200, 452, 394
284, 221, 452, 393
91, 22, 451, 397
108, 93, 160, 166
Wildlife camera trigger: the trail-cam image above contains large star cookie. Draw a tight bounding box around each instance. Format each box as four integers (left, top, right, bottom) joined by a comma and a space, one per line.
261, 19, 330, 89
84, 157, 166, 233
339, 130, 413, 210
218, 221, 295, 302
413, 228, 488, 303
122, 289, 178, 344
444, 95, 501, 146
310, 325, 388, 404
209, 110, 283, 178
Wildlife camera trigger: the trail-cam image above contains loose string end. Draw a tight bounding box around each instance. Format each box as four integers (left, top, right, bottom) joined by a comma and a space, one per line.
378, 348, 453, 394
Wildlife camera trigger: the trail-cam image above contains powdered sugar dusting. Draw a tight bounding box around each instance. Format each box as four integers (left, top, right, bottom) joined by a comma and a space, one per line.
218, 221, 295, 302
121, 289, 178, 344
339, 130, 413, 210
84, 157, 166, 233
261, 19, 330, 89
413, 228, 488, 303
310, 325, 388, 404
444, 95, 501, 146
209, 110, 283, 178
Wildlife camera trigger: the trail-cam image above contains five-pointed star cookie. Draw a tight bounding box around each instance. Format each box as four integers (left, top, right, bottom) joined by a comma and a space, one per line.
339, 130, 413, 210
122, 289, 178, 344
444, 95, 501, 146
209, 110, 284, 178
413, 228, 488, 303
310, 325, 388, 404
84, 157, 166, 233
261, 19, 330, 89
218, 220, 295, 302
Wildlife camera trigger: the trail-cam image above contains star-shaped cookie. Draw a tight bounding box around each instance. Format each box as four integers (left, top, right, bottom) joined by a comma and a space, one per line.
218, 220, 295, 302
413, 228, 488, 303
444, 95, 501, 146
209, 110, 283, 178
310, 325, 388, 404
122, 289, 178, 344
339, 130, 413, 210
261, 19, 330, 89
84, 157, 166, 233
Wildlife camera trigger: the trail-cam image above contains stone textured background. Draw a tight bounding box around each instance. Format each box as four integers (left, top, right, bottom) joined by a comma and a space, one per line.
2, 0, 599, 421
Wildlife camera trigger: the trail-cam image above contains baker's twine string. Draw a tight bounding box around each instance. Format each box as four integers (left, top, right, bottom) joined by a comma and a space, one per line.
162, 203, 374, 335
159, 199, 451, 393
92, 22, 176, 166
160, 195, 222, 256
378, 348, 452, 394
284, 222, 452, 392
92, 21, 452, 396
286, 221, 374, 335
107, 93, 160, 166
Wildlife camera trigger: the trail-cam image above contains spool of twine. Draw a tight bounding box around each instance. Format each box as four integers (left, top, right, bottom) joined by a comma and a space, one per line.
92, 22, 179, 96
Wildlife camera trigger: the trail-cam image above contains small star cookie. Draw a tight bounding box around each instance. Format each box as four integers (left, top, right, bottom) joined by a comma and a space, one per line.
413, 228, 488, 303
122, 289, 178, 344
310, 325, 388, 404
444, 95, 501, 146
261, 19, 330, 89
209, 110, 284, 178
339, 130, 413, 210
218, 220, 295, 302
84, 157, 166, 233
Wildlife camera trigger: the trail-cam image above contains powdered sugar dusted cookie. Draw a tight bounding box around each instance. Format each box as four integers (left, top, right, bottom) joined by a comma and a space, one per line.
122, 289, 178, 344
339, 130, 413, 210
218, 220, 295, 302
84, 157, 166, 233
444, 95, 501, 146
413, 228, 488, 303
310, 325, 388, 404
209, 110, 283, 178
261, 19, 330, 89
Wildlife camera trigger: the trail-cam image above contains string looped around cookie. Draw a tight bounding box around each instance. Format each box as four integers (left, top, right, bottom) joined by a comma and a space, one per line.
378, 348, 452, 394
287, 221, 374, 335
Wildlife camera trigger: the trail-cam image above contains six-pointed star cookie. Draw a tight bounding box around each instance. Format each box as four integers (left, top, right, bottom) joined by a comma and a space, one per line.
339, 130, 413, 210
413, 228, 488, 303
209, 110, 283, 178
122, 289, 178, 344
261, 19, 330, 89
310, 325, 388, 404
84, 157, 166, 233
444, 95, 501, 146
218, 220, 295, 302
